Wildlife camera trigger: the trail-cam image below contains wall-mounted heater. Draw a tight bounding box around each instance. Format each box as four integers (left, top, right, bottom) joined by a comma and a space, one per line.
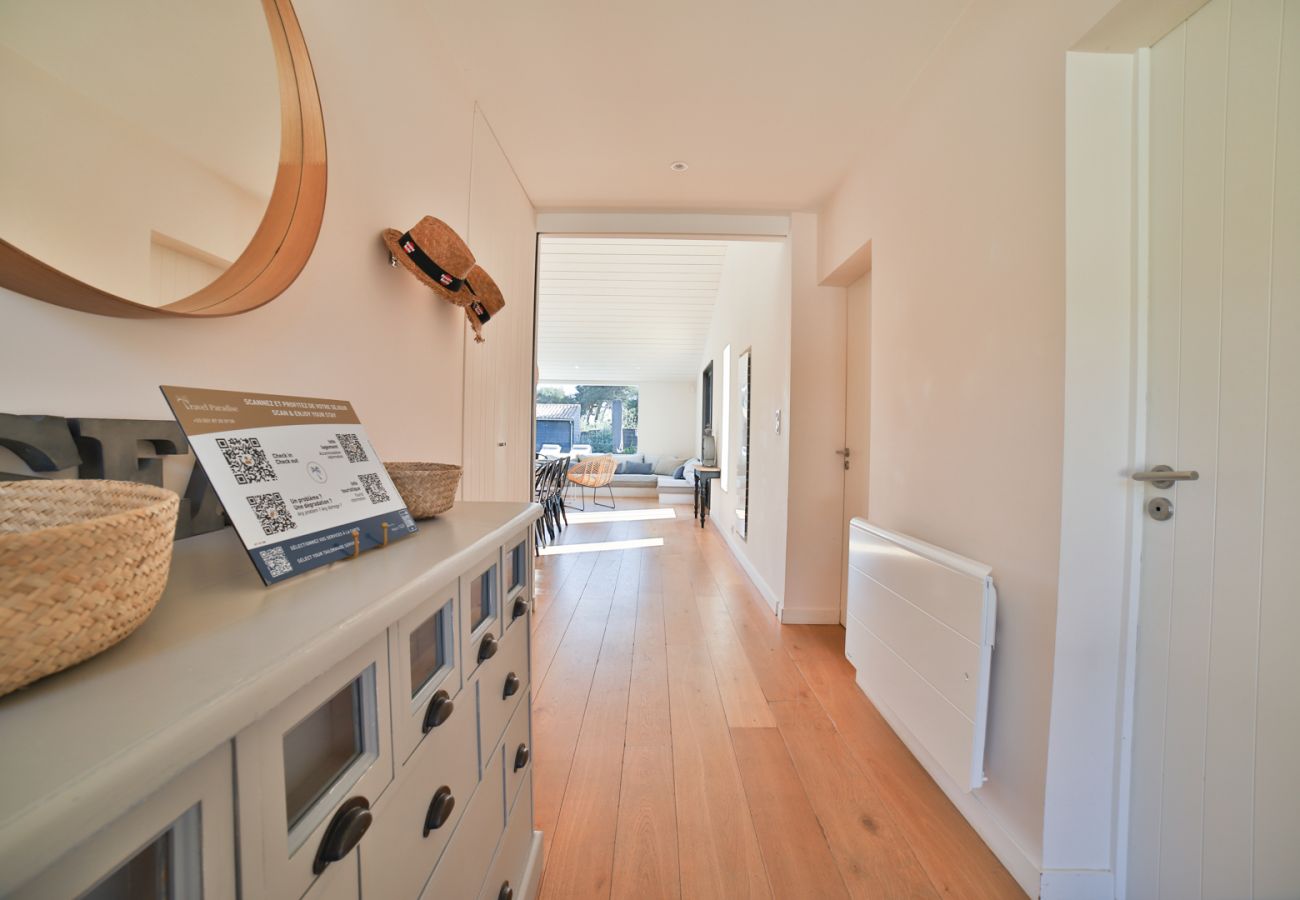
844, 519, 996, 791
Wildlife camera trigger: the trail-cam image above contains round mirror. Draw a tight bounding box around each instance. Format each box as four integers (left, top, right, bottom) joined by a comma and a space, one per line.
0, 0, 325, 318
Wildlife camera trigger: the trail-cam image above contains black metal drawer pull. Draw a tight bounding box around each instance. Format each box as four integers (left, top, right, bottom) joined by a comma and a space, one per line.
512, 597, 528, 621
313, 796, 372, 874
423, 786, 455, 836
478, 633, 499, 663
422, 690, 453, 733
514, 743, 530, 772
499, 881, 514, 900
503, 672, 521, 699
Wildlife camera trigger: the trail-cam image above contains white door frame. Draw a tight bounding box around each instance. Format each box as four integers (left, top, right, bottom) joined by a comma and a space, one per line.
1042, 49, 1150, 900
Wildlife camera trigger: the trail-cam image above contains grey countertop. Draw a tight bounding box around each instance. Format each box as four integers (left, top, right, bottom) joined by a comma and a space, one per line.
0, 500, 540, 892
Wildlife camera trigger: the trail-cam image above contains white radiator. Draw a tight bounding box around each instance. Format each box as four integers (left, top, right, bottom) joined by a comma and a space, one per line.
844, 518, 996, 791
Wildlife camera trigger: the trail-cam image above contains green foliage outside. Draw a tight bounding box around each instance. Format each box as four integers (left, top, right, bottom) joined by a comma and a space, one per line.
536, 385, 638, 429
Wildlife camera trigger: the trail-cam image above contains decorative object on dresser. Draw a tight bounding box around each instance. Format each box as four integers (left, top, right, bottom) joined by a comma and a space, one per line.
0, 479, 178, 695
384, 462, 463, 519
160, 386, 417, 585
0, 502, 544, 899
0, 412, 224, 538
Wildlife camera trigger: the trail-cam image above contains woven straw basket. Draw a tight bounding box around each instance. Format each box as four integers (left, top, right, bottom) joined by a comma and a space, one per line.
0, 480, 179, 696
384, 462, 462, 519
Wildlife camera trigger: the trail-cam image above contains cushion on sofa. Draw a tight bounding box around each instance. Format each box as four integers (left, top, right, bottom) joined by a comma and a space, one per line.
673, 464, 686, 479
611, 473, 658, 486
652, 455, 687, 476
622, 461, 653, 475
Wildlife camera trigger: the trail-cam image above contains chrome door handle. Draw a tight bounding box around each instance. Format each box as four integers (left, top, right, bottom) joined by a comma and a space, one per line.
1132, 465, 1199, 489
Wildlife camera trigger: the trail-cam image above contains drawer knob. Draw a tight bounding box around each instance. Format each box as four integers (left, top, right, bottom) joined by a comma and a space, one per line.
503, 672, 521, 699
499, 882, 514, 900
422, 786, 455, 836
478, 633, 499, 664
312, 796, 371, 874
422, 690, 454, 734
512, 597, 528, 621
514, 743, 530, 772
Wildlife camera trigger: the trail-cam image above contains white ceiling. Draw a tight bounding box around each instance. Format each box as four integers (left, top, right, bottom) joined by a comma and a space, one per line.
432, 0, 969, 210
536, 236, 729, 383
0, 0, 280, 197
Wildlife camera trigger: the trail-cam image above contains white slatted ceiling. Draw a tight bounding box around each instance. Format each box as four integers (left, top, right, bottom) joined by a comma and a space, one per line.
536, 236, 728, 382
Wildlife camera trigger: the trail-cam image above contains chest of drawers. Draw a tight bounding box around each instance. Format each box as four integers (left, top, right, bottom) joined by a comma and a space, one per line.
0, 502, 543, 900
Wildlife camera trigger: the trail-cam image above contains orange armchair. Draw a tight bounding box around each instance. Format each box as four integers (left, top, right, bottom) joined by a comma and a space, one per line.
565, 455, 617, 510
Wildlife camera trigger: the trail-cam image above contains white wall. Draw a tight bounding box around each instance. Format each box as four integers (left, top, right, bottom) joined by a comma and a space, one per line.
0, 1, 535, 494
817, 0, 1123, 891
636, 381, 694, 458
698, 239, 790, 611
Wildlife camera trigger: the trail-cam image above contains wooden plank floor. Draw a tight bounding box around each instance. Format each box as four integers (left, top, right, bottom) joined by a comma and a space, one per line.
531, 503, 1025, 900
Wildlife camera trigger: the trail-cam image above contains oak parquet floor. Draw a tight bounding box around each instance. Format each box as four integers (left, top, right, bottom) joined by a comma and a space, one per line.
532, 503, 1024, 900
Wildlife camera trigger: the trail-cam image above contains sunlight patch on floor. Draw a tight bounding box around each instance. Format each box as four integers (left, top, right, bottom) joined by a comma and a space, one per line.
537, 537, 666, 557
563, 507, 677, 524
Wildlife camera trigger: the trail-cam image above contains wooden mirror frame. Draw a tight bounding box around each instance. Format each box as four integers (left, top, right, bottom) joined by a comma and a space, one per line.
0, 0, 326, 319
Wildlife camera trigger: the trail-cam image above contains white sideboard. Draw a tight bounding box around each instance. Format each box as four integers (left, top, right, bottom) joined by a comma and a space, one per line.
0, 500, 542, 900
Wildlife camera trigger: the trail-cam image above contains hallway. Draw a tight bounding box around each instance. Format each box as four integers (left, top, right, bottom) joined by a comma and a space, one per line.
530, 505, 1023, 899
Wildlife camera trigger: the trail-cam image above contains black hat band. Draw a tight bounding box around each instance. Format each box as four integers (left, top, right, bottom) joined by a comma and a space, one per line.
398, 232, 465, 293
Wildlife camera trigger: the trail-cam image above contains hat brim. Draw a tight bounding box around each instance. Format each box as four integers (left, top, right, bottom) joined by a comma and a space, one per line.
382, 228, 470, 302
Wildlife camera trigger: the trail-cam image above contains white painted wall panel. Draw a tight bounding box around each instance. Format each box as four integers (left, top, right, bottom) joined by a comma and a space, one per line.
1253, 2, 1300, 896
463, 109, 537, 502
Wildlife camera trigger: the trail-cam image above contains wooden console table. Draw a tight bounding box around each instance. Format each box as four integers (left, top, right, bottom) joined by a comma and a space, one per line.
693, 466, 721, 528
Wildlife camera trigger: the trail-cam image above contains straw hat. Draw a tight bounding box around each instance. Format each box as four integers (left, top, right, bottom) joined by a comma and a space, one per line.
382, 216, 476, 300
462, 264, 506, 344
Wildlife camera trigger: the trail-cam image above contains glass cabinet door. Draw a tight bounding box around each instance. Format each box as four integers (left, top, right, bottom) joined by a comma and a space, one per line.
506, 540, 527, 597
14, 745, 234, 900
81, 808, 198, 899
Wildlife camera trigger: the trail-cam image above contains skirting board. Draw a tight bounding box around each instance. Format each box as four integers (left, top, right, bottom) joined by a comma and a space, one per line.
710, 520, 782, 615
522, 831, 544, 900
778, 606, 841, 625
853, 668, 1042, 896
1039, 868, 1115, 900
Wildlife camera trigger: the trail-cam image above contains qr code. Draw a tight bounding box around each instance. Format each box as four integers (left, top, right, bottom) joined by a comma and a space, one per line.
358, 472, 390, 504
248, 491, 296, 535
260, 546, 293, 578
337, 433, 368, 463
216, 436, 277, 485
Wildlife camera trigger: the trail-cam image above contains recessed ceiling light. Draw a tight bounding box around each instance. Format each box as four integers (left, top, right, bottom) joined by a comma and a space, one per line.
669, 161, 689, 173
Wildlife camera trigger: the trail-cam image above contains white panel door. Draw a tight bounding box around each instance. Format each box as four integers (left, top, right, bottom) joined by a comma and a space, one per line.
1127, 1, 1299, 897
463, 109, 537, 502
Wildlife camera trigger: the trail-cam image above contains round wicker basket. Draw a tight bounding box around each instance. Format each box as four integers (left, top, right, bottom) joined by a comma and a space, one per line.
0, 480, 180, 696
384, 462, 462, 519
